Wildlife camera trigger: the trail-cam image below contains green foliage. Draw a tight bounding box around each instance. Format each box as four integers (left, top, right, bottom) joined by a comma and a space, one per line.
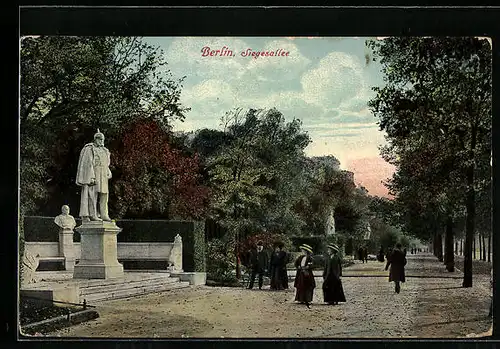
20, 36, 189, 217
207, 108, 312, 240
206, 237, 238, 283
193, 221, 206, 273
367, 37, 491, 243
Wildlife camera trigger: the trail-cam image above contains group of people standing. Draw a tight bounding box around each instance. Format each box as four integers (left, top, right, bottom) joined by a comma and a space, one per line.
244, 241, 346, 308
244, 240, 408, 308
294, 243, 346, 308
245, 240, 289, 290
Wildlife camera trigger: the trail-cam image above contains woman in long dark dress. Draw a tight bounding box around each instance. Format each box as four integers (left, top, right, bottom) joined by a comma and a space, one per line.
294, 244, 316, 308
322, 244, 346, 305
269, 242, 288, 290
385, 243, 407, 293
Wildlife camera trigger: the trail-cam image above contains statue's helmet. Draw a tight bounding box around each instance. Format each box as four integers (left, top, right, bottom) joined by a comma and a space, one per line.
94, 129, 104, 140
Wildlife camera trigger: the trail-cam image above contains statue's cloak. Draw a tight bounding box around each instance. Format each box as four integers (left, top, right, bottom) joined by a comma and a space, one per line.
76, 143, 96, 187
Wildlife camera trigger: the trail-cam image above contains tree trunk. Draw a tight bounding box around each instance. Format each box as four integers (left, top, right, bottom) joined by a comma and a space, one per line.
455, 240, 458, 256
482, 234, 487, 261
473, 235, 476, 260
445, 217, 455, 272
479, 233, 482, 260
433, 233, 437, 257
436, 232, 443, 262
462, 154, 475, 287
235, 230, 241, 279
488, 233, 491, 263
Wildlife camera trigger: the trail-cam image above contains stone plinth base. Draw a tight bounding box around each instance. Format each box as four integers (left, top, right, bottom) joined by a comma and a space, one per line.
21, 286, 80, 308
170, 272, 206, 286
73, 263, 124, 279
73, 221, 124, 279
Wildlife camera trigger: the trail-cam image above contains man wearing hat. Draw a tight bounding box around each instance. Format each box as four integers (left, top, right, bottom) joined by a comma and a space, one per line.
248, 240, 269, 290
322, 244, 346, 305
294, 244, 316, 308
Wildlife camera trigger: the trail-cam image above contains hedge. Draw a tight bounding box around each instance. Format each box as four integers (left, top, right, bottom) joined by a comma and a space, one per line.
24, 216, 81, 242
290, 235, 326, 254
23, 217, 206, 273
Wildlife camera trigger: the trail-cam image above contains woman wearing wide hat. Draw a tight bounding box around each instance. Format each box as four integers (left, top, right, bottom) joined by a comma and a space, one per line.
294, 244, 316, 308
322, 244, 346, 305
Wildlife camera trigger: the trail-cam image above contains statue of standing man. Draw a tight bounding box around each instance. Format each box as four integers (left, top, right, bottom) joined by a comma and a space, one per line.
76, 129, 112, 222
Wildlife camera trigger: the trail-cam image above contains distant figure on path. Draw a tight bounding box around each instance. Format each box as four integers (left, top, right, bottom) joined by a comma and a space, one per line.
76, 129, 113, 222
322, 244, 346, 305
385, 243, 407, 294
377, 246, 385, 262
269, 241, 288, 290
358, 247, 365, 263
248, 240, 268, 290
294, 244, 315, 308
363, 247, 368, 263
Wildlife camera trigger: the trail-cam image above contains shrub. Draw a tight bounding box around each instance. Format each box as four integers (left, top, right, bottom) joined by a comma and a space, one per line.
206, 237, 238, 283
23, 216, 81, 242
290, 235, 325, 253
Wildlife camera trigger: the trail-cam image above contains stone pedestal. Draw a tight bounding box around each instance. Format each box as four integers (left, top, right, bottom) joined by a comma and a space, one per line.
58, 228, 75, 271
73, 221, 124, 279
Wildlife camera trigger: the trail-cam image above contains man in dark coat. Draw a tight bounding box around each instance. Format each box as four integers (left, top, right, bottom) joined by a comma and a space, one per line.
358, 247, 365, 263
248, 240, 269, 290
322, 244, 346, 305
269, 242, 288, 290
294, 244, 315, 308
385, 243, 407, 293
377, 246, 385, 262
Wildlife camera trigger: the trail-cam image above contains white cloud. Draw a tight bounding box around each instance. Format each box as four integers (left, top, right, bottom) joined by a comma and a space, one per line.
168, 39, 383, 166
301, 52, 366, 108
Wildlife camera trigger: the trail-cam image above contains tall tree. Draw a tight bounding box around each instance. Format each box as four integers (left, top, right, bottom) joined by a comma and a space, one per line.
20, 36, 189, 217
367, 37, 492, 287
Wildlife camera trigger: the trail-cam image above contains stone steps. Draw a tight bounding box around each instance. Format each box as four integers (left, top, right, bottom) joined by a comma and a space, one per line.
80, 276, 189, 303
77, 274, 172, 290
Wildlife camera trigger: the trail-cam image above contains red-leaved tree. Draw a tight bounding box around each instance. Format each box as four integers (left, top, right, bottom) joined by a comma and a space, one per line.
111, 119, 210, 219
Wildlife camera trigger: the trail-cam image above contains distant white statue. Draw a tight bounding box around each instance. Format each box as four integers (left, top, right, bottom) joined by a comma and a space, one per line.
54, 205, 77, 230
363, 222, 372, 240
326, 209, 335, 236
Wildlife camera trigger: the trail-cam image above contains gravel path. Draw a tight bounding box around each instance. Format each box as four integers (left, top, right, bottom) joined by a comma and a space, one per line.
46, 253, 492, 338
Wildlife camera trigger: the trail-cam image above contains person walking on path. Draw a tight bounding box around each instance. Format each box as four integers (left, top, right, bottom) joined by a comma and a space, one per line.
294, 244, 316, 308
269, 241, 288, 290
377, 246, 385, 262
248, 240, 269, 290
322, 244, 346, 305
363, 246, 368, 263
385, 242, 407, 294
358, 247, 365, 263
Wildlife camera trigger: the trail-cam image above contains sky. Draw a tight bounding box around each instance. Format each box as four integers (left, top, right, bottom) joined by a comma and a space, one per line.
144, 37, 395, 197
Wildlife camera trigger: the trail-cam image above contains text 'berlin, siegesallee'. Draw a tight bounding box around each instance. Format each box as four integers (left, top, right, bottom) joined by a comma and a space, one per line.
201, 46, 290, 59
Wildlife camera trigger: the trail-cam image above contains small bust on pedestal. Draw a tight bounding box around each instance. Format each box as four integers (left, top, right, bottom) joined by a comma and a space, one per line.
54, 205, 76, 271
54, 205, 77, 231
